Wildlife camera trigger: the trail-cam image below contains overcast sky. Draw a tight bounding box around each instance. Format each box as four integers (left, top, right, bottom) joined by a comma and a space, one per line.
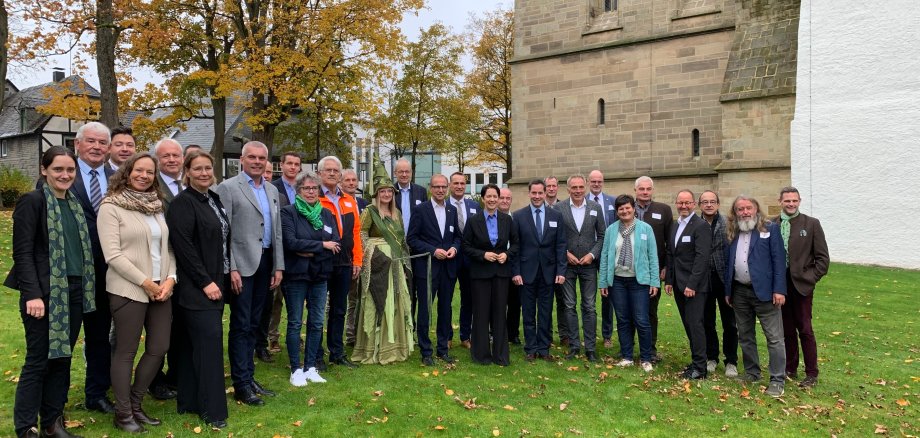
9, 0, 510, 90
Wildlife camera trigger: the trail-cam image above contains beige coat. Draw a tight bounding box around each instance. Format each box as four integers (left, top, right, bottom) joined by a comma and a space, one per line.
98, 202, 175, 303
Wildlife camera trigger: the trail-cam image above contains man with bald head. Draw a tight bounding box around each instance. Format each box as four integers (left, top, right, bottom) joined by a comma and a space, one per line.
393, 158, 429, 234
498, 188, 521, 343
634, 176, 672, 362
587, 170, 617, 349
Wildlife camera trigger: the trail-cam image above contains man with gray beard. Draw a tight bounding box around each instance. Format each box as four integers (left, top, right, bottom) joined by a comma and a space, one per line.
724, 196, 787, 397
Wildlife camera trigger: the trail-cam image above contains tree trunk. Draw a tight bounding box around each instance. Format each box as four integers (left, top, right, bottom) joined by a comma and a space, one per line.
95, 0, 118, 127
211, 95, 226, 181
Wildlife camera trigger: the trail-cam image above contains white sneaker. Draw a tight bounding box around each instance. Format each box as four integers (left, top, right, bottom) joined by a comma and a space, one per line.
707, 360, 718, 373
615, 358, 634, 367
303, 367, 327, 383
725, 363, 738, 378
640, 361, 653, 372
289, 368, 308, 387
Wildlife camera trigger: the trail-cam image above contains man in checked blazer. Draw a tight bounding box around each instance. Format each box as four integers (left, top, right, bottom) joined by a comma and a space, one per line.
512, 179, 567, 362
215, 141, 284, 406
552, 175, 605, 362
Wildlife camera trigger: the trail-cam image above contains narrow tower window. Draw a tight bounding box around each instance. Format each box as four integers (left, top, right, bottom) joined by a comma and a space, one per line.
598, 99, 605, 126
692, 128, 700, 157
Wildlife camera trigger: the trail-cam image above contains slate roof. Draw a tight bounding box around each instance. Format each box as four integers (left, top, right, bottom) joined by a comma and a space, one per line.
0, 76, 100, 139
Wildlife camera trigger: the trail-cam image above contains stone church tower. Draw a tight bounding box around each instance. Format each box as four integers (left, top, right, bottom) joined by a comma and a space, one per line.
511, 0, 800, 214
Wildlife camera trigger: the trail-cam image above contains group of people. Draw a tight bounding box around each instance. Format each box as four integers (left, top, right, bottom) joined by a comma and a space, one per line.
5, 120, 830, 438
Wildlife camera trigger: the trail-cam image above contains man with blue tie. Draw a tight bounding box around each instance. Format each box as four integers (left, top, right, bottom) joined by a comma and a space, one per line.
70, 122, 117, 414
407, 174, 461, 365
588, 170, 617, 349
393, 159, 428, 319
512, 180, 567, 362
448, 172, 479, 349
724, 195, 787, 397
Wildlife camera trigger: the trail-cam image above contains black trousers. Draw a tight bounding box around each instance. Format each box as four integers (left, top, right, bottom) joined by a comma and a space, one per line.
470, 277, 510, 366
675, 290, 708, 372
175, 306, 228, 422
15, 279, 83, 436
649, 291, 661, 355
553, 284, 568, 342
704, 271, 738, 365
83, 261, 112, 403
506, 282, 521, 341
415, 272, 457, 358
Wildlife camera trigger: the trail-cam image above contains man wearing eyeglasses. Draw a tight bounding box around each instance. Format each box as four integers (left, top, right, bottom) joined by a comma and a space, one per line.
665, 190, 712, 379
698, 190, 738, 378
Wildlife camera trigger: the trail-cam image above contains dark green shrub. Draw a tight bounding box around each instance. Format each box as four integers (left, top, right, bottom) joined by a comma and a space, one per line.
0, 165, 35, 208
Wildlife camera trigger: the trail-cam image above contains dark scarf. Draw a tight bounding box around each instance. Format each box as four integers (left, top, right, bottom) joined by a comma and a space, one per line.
44, 184, 96, 359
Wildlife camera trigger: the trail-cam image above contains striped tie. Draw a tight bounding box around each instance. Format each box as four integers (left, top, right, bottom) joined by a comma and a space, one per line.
90, 169, 102, 212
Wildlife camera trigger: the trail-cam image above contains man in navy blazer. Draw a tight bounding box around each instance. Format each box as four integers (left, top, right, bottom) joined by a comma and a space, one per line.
393, 158, 429, 233
512, 180, 567, 361
724, 195, 787, 398
69, 122, 118, 413
448, 172, 480, 348
407, 175, 461, 365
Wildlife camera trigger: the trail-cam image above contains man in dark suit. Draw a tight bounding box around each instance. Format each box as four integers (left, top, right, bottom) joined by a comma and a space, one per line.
407, 174, 461, 365
498, 187, 520, 344
725, 195, 787, 398
512, 180, 567, 361
776, 187, 829, 388
553, 175, 605, 362
448, 172, 480, 348
154, 138, 184, 210
69, 122, 117, 413
634, 176, 672, 362
341, 168, 367, 347
393, 158, 428, 234
665, 190, 712, 379
698, 190, 738, 378
215, 141, 285, 406
587, 170, 618, 348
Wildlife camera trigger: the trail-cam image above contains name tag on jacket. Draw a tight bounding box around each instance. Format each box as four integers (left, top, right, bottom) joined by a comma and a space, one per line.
641, 234, 648, 240
652, 213, 662, 220
549, 221, 558, 228
681, 235, 691, 243
760, 231, 771, 238
589, 210, 597, 216
324, 225, 333, 234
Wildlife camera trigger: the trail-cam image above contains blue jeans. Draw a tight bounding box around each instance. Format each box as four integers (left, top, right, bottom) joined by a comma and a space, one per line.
282, 279, 328, 371
611, 276, 652, 362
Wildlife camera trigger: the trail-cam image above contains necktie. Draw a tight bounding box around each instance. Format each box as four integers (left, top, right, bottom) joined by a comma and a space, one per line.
89, 169, 102, 212
174, 180, 182, 195
535, 208, 543, 241
456, 200, 465, 232
594, 195, 599, 203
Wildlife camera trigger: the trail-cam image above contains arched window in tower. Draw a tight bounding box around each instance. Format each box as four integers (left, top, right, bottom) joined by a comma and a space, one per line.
598, 99, 605, 126
604, 0, 618, 12
692, 128, 700, 157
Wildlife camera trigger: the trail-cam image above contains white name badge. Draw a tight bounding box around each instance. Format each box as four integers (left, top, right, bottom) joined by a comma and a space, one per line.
608, 205, 614, 210
323, 225, 333, 234
549, 221, 558, 228
449, 225, 454, 232
470, 208, 477, 214
641, 234, 648, 240
651, 213, 662, 220
415, 199, 422, 205
760, 231, 771, 238
682, 235, 692, 243
344, 201, 353, 208
589, 210, 598, 216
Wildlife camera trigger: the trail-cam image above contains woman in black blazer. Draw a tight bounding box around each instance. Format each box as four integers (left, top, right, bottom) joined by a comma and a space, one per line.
6, 147, 94, 438
279, 171, 340, 386
462, 184, 519, 366
164, 150, 230, 429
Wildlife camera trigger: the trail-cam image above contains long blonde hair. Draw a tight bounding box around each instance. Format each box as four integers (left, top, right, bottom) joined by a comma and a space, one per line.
726, 195, 767, 242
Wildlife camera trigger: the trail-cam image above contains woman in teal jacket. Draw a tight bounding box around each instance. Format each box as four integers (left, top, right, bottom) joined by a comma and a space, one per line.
598, 194, 660, 372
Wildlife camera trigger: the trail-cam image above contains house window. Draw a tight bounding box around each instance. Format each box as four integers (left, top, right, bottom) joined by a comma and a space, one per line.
604, 0, 618, 12
692, 129, 700, 157
0, 140, 8, 158
597, 99, 606, 126
64, 137, 76, 153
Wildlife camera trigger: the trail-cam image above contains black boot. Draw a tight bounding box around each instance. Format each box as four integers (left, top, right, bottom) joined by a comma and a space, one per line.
131, 392, 161, 426
39, 416, 83, 438
113, 412, 145, 434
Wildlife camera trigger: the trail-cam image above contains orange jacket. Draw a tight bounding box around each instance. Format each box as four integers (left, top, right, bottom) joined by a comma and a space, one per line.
319, 189, 363, 267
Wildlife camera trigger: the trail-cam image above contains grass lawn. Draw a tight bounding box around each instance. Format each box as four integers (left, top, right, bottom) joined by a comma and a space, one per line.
0, 210, 917, 437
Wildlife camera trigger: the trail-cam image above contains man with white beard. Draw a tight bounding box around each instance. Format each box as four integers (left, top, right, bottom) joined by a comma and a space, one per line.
724, 196, 787, 398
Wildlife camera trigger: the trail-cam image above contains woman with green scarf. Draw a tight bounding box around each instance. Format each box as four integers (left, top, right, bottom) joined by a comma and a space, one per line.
351, 162, 415, 364
6, 146, 95, 438
280, 171, 341, 386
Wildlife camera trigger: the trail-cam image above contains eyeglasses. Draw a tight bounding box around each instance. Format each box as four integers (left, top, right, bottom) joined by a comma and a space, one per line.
299, 186, 319, 191
699, 200, 719, 205
676, 201, 694, 206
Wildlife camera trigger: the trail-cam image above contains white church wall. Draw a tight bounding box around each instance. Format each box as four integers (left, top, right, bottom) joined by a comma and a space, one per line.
791, 0, 920, 269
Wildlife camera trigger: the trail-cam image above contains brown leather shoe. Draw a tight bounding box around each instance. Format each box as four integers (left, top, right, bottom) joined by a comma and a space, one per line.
603, 338, 613, 349
39, 416, 83, 438
461, 340, 471, 349
132, 405, 161, 426
268, 340, 282, 353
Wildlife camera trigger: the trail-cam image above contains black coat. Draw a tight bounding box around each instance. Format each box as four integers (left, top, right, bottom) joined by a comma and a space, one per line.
280, 204, 339, 282
462, 211, 518, 279
5, 190, 53, 300
165, 188, 231, 310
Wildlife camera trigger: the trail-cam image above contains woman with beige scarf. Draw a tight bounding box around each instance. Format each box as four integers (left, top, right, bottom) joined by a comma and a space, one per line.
97, 153, 175, 433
